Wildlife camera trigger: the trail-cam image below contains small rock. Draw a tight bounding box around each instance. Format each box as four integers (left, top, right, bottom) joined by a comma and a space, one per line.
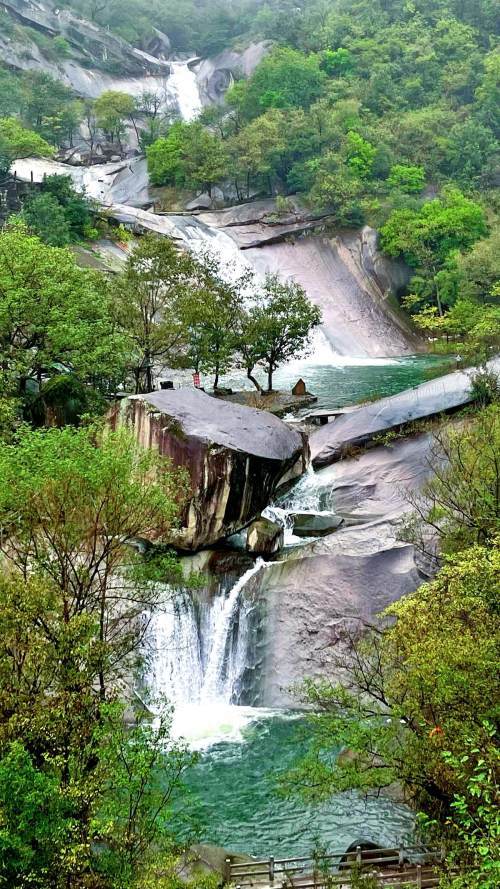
292, 378, 307, 396
247, 517, 284, 554
291, 511, 343, 537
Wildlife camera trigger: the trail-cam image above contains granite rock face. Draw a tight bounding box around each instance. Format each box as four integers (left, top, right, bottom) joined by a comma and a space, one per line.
248, 433, 439, 707
195, 42, 271, 105
109, 389, 307, 550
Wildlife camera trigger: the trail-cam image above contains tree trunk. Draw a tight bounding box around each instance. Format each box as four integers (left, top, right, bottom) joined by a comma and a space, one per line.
267, 367, 273, 392
247, 368, 263, 393
214, 368, 219, 390
435, 278, 443, 317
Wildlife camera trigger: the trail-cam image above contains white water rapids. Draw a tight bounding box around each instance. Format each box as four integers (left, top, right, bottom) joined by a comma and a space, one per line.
145, 560, 272, 747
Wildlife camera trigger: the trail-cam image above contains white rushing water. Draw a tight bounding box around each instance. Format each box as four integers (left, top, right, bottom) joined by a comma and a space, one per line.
168, 60, 202, 122
145, 561, 269, 747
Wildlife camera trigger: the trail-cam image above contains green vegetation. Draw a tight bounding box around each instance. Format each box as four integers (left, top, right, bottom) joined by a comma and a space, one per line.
0, 117, 53, 176
142, 0, 499, 354
286, 405, 500, 887
20, 174, 96, 245
0, 423, 196, 886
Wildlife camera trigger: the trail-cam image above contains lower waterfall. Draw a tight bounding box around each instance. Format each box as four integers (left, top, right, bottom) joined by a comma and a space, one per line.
144, 560, 265, 743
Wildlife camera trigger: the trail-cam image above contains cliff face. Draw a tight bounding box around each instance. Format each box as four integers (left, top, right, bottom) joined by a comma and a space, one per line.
110, 389, 308, 551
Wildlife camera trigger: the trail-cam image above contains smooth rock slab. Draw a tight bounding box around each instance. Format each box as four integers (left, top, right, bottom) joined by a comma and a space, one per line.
255, 538, 423, 707
109, 388, 307, 550
311, 357, 500, 468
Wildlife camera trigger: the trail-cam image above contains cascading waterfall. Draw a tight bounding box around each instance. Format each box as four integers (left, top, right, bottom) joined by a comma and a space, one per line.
144, 561, 265, 741
167, 60, 202, 122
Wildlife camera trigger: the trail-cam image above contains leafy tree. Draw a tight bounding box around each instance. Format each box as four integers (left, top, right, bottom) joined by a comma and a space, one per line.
404, 405, 500, 556
0, 117, 53, 176
94, 90, 136, 149
21, 71, 76, 144
343, 130, 376, 179
21, 192, 71, 246
0, 226, 127, 397
40, 173, 95, 239
240, 275, 321, 392
227, 47, 325, 120
112, 234, 196, 393
380, 189, 487, 315
179, 253, 247, 389
285, 540, 499, 826
387, 164, 425, 193
0, 420, 194, 886
147, 122, 227, 194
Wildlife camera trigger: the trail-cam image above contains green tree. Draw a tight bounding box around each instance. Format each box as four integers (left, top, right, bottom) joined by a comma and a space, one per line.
227, 46, 325, 120
112, 234, 196, 393
21, 71, 76, 143
380, 189, 487, 315
404, 405, 500, 555
179, 254, 247, 389
94, 90, 136, 150
0, 422, 193, 886
21, 192, 71, 246
0, 117, 53, 176
242, 275, 321, 392
285, 541, 499, 825
0, 226, 127, 398
387, 163, 425, 193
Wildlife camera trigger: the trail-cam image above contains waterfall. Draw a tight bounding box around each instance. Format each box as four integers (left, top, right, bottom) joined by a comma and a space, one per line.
145, 560, 264, 711
168, 61, 202, 122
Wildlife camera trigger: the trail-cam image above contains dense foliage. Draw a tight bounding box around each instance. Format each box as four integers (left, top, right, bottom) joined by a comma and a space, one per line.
142, 0, 499, 348
0, 424, 197, 886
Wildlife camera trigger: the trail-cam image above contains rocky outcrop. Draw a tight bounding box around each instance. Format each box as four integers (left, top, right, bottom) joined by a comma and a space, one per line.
109, 388, 308, 550
246, 517, 284, 554
0, 0, 172, 86
256, 539, 423, 707
311, 356, 500, 468
197, 199, 419, 357
195, 41, 271, 105
248, 432, 439, 706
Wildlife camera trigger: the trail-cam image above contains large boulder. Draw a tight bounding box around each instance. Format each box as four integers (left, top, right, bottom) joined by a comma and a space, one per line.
291, 511, 343, 537
109, 389, 307, 550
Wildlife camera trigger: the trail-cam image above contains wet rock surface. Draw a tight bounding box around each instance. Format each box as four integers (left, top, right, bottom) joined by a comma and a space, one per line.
246, 517, 284, 555
291, 511, 344, 537
253, 433, 439, 706
109, 388, 307, 550
195, 42, 271, 105
311, 357, 500, 467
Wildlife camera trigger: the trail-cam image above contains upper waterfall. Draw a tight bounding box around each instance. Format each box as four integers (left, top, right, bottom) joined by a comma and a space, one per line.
168, 61, 202, 122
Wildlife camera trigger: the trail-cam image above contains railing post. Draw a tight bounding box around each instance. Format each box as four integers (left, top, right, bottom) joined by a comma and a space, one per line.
224, 857, 232, 885
416, 864, 422, 888
356, 845, 362, 866
269, 855, 275, 883
399, 845, 404, 869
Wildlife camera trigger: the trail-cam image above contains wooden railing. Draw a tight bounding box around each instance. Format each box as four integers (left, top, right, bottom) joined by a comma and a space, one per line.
225, 845, 444, 888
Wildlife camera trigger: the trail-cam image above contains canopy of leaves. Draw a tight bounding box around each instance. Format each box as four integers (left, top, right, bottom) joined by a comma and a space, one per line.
0, 225, 127, 397
0, 117, 53, 175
